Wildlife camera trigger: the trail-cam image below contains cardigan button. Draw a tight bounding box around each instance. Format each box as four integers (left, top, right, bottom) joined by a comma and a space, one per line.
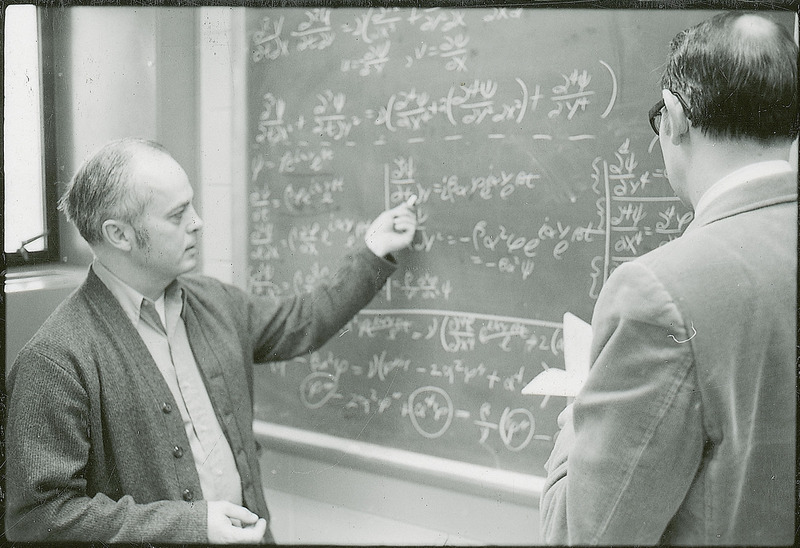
173, 446, 184, 458
161, 402, 172, 414
182, 488, 194, 501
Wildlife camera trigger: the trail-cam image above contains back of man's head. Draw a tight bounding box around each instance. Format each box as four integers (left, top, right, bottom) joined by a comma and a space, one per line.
59, 138, 171, 245
661, 12, 798, 144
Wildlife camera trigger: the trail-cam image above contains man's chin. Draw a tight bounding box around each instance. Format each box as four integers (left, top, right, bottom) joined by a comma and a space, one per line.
179, 256, 200, 275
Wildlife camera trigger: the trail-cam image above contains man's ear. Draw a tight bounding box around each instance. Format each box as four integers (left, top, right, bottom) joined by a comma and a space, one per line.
101, 219, 134, 252
662, 89, 690, 145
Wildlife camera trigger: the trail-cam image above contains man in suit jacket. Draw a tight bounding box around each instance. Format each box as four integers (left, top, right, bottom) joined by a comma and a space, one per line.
540, 12, 797, 545
5, 138, 418, 543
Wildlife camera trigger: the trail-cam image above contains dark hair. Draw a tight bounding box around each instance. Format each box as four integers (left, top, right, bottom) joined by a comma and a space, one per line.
661, 12, 798, 142
58, 138, 171, 245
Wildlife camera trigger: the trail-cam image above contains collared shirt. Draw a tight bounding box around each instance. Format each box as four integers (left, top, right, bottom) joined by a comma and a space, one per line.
694, 160, 793, 219
92, 259, 242, 505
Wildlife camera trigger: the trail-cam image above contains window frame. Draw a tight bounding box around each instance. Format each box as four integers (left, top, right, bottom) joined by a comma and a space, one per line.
5, 7, 60, 267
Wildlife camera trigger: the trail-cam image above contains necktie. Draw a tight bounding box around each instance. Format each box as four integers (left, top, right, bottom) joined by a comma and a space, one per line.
140, 299, 167, 335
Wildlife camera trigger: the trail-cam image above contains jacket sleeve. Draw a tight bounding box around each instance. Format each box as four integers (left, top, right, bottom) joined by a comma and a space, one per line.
248, 246, 397, 362
540, 261, 705, 545
5, 349, 208, 543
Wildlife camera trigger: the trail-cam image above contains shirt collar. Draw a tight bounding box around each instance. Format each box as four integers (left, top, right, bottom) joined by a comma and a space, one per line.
694, 160, 793, 219
92, 259, 184, 332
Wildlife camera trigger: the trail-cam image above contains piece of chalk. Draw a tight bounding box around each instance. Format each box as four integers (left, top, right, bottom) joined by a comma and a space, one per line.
406, 195, 417, 207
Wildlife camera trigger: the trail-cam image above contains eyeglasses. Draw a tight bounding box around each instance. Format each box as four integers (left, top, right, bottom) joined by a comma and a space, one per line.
648, 92, 691, 135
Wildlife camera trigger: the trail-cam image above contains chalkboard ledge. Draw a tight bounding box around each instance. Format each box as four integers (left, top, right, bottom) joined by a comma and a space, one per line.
253, 421, 543, 507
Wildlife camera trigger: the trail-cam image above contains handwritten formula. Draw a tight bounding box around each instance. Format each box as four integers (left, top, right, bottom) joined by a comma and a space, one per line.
247, 8, 695, 475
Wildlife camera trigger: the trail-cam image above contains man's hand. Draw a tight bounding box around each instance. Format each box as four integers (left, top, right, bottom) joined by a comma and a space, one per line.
207, 501, 267, 544
364, 196, 418, 258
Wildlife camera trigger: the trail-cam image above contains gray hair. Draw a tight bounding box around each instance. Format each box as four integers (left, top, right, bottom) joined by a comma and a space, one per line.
58, 138, 172, 245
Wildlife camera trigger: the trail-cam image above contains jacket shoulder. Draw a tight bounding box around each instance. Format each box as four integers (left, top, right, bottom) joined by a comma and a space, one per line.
19, 282, 96, 352
10, 282, 101, 388
177, 273, 251, 311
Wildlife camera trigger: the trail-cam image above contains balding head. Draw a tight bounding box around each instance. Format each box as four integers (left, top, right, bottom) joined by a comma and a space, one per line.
661, 11, 797, 143
59, 138, 175, 246
734, 13, 779, 36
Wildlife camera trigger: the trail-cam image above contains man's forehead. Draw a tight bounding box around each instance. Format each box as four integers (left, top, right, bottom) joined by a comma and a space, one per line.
130, 153, 192, 206
131, 148, 179, 174
132, 151, 186, 184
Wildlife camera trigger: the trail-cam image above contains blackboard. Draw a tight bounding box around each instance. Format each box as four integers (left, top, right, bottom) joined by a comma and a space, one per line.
244, 7, 790, 479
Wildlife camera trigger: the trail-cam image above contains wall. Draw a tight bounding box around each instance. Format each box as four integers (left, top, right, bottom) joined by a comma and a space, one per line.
5, 266, 87, 368
258, 445, 538, 544
6, 7, 199, 358
48, 6, 248, 282
50, 7, 198, 266
196, 8, 250, 286
7, 8, 197, 360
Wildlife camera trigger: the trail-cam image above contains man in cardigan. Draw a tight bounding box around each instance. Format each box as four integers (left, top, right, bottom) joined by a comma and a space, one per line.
539, 13, 797, 545
5, 138, 418, 543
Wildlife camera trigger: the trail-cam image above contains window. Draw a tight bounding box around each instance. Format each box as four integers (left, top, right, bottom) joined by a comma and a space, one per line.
4, 5, 58, 266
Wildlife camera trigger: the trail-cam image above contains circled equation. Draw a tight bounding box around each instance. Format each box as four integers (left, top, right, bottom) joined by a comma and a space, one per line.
299, 371, 339, 409
406, 385, 454, 439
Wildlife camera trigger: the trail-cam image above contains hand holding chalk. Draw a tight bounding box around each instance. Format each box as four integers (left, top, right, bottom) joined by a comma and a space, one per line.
395, 195, 417, 232
364, 196, 419, 258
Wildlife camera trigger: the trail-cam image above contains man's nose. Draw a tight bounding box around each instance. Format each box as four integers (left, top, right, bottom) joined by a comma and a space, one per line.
188, 205, 204, 231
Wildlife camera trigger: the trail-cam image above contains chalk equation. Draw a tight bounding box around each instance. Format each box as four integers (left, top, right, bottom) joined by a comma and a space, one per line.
246, 7, 697, 473
253, 8, 482, 73
282, 349, 548, 452
589, 139, 693, 295
252, 69, 616, 153
248, 138, 691, 301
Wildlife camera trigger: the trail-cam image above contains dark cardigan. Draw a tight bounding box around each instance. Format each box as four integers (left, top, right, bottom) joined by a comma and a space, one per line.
5, 247, 395, 543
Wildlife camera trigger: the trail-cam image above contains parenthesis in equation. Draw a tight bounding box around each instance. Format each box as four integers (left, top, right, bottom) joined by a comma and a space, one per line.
550, 327, 562, 357
445, 86, 457, 126
384, 95, 396, 132
515, 77, 528, 124
599, 60, 617, 119
498, 407, 536, 452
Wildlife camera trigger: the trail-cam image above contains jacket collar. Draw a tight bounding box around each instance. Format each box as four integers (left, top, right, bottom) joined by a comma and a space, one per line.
685, 169, 797, 234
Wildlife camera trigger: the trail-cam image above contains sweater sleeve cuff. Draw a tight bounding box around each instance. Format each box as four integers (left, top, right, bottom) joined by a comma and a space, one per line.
357, 245, 399, 270
354, 246, 399, 294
